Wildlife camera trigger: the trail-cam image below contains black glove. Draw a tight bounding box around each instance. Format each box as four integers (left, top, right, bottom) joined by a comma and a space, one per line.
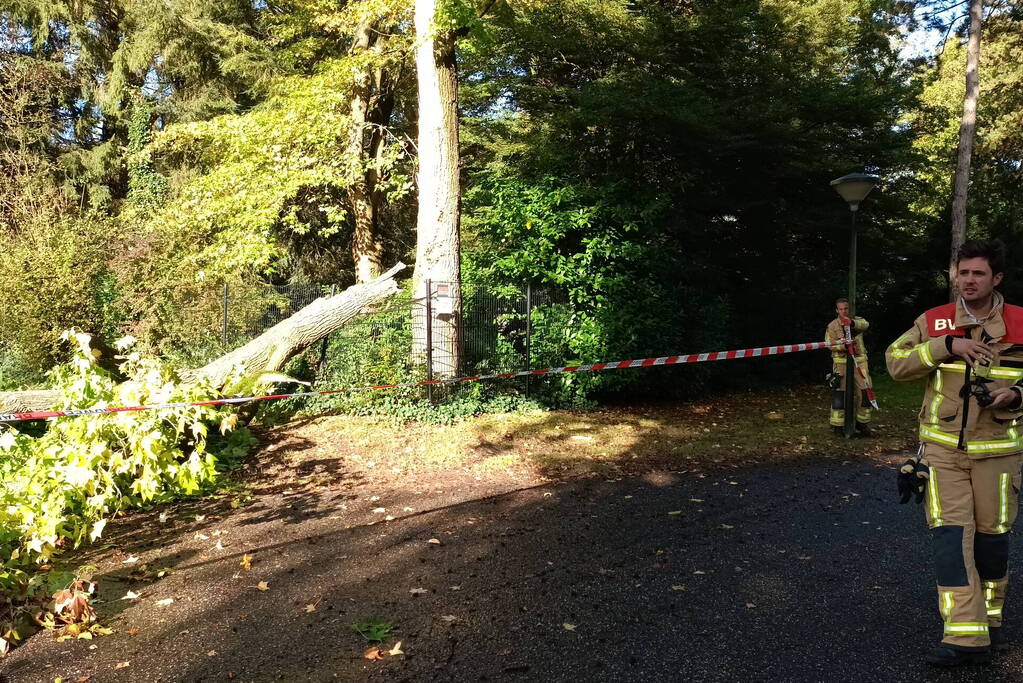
897, 459, 929, 504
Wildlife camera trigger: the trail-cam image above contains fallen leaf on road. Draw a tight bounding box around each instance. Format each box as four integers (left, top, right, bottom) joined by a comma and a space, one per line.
409, 587, 428, 595
450, 585, 461, 591
389, 641, 405, 656
720, 524, 734, 530
155, 598, 174, 606
305, 604, 317, 613
194, 514, 205, 522
440, 615, 458, 622
427, 538, 442, 545
214, 540, 224, 551
372, 507, 386, 513
122, 590, 140, 600
240, 554, 252, 570
115, 662, 130, 669
689, 498, 703, 503
562, 623, 577, 631
126, 628, 139, 635
75, 676, 92, 682
671, 585, 686, 591
364, 647, 384, 661
256, 581, 269, 591
693, 570, 706, 575
745, 603, 757, 609
207, 650, 217, 656
798, 555, 812, 561
194, 532, 209, 541
122, 556, 139, 564
667, 510, 682, 516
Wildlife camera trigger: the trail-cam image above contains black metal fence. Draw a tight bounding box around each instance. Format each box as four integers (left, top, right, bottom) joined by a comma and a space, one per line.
220, 281, 568, 398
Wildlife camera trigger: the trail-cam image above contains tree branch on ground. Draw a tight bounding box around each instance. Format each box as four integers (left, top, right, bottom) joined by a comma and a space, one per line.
0, 263, 407, 414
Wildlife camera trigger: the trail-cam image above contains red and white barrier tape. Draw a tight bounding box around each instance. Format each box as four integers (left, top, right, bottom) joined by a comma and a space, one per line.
0, 340, 845, 423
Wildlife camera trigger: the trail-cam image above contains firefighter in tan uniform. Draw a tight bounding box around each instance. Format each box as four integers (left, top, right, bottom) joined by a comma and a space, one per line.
826, 298, 873, 435
886, 239, 1023, 666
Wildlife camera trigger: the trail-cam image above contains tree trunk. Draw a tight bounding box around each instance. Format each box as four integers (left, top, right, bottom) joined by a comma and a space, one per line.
0, 263, 407, 413
188, 262, 406, 387
412, 0, 462, 378
347, 21, 393, 284
949, 0, 984, 300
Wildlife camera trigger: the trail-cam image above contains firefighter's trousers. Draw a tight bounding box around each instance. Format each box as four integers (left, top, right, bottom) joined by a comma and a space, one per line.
923, 445, 1022, 649
829, 360, 872, 427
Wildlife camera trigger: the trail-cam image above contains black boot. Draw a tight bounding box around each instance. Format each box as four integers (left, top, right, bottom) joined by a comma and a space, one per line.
924, 644, 991, 666
855, 422, 872, 437
990, 626, 1011, 652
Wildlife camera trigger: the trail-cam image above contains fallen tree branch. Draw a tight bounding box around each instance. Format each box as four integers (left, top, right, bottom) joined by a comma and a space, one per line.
0, 263, 407, 414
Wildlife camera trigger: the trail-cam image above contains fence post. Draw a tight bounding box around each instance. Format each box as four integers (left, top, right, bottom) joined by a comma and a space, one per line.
425, 279, 434, 403
221, 283, 229, 349
525, 283, 532, 397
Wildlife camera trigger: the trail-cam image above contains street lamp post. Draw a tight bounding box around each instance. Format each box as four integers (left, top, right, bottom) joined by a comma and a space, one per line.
830, 173, 880, 438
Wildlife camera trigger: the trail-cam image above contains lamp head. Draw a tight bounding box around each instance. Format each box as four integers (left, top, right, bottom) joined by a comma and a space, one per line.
830, 173, 880, 210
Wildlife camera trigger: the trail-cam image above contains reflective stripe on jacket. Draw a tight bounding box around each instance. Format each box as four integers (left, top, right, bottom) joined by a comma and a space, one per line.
886, 293, 1023, 458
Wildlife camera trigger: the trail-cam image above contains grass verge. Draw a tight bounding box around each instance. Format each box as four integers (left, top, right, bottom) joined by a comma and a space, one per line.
254, 373, 925, 482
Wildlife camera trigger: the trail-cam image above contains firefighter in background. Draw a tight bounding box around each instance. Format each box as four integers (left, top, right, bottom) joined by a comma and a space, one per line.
887, 239, 1023, 666
826, 298, 873, 436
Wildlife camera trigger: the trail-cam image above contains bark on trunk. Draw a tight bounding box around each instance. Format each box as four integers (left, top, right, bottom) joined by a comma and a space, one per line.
0, 264, 406, 413
412, 0, 462, 378
949, 0, 984, 300
347, 21, 394, 284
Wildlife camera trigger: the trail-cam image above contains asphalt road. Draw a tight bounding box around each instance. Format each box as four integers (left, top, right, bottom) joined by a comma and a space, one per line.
4, 455, 1022, 682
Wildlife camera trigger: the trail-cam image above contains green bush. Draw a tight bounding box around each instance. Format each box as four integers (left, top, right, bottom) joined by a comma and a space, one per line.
300, 292, 424, 416
464, 175, 726, 402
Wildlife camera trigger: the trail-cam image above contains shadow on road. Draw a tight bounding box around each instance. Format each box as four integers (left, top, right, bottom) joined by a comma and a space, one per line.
7, 453, 1021, 683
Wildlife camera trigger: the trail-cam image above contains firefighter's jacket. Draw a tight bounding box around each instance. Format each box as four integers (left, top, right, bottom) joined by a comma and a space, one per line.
826, 316, 869, 371
886, 293, 1023, 458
